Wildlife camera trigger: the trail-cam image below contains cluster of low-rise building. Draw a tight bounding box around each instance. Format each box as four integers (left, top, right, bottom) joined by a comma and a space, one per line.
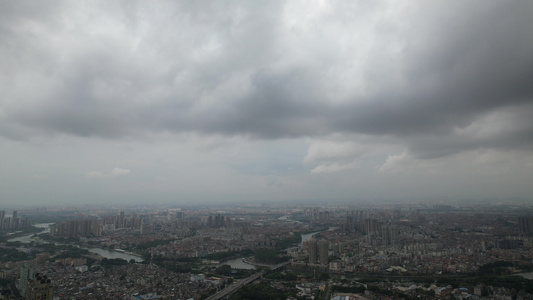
1, 202, 533, 299
290, 207, 533, 278
3, 259, 225, 299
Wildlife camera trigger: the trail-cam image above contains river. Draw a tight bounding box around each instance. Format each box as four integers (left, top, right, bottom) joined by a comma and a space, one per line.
84, 248, 143, 262
516, 272, 533, 279
8, 223, 144, 262
300, 226, 337, 244
11, 224, 334, 266
220, 257, 257, 270
300, 231, 319, 244
220, 227, 336, 269
7, 223, 54, 243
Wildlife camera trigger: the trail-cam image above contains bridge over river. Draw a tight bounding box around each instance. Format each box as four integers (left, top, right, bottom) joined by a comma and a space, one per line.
206, 261, 291, 300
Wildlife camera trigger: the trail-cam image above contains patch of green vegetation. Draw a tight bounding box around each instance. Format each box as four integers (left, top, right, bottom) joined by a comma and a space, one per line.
435, 274, 533, 293
265, 272, 298, 281
147, 255, 200, 273
332, 285, 366, 293
274, 233, 301, 250
135, 239, 175, 250
203, 249, 254, 261
54, 245, 90, 259
0, 278, 12, 286
290, 215, 312, 223
0, 226, 45, 243
175, 257, 201, 263
100, 258, 128, 268
167, 263, 194, 273
1, 225, 44, 234
264, 272, 284, 280
228, 268, 255, 279
28, 214, 66, 224
416, 288, 436, 297
0, 248, 34, 263
367, 285, 408, 299
215, 264, 232, 276
478, 261, 513, 275
254, 248, 289, 265
229, 281, 296, 300
318, 272, 330, 281
39, 234, 80, 243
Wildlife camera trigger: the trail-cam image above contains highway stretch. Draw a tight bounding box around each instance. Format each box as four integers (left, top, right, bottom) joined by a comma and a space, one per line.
206, 261, 291, 300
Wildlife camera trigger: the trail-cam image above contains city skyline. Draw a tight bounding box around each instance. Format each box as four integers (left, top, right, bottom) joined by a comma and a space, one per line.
1, 1, 533, 205
2, 202, 533, 299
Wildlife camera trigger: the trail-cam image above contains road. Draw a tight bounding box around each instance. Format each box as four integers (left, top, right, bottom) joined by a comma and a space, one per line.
206, 261, 291, 300
205, 272, 264, 300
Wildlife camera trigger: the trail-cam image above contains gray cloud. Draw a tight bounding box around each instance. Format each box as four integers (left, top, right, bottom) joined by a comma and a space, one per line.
1, 0, 532, 159
87, 167, 130, 179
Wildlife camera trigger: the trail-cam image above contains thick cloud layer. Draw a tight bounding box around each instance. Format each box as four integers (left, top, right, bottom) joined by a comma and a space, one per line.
1, 1, 533, 205
2, 1, 532, 159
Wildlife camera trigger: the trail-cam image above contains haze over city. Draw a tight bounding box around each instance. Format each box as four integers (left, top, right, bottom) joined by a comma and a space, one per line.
1, 1, 533, 206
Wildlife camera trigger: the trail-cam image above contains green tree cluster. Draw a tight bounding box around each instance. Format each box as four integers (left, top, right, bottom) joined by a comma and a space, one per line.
478, 261, 513, 275
135, 239, 174, 250
203, 249, 253, 261
100, 258, 128, 268
54, 246, 90, 259
332, 285, 366, 293
274, 233, 301, 250
0, 248, 34, 263
254, 249, 289, 264
229, 282, 293, 300
215, 264, 232, 276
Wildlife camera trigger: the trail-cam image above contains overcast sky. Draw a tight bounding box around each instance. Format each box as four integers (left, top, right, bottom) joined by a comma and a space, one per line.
1, 0, 533, 206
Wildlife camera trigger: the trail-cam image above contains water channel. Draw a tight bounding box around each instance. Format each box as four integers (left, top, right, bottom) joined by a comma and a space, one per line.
7, 223, 54, 243
516, 272, 533, 280
8, 223, 144, 262
219, 227, 333, 269
10, 224, 335, 267
219, 257, 257, 270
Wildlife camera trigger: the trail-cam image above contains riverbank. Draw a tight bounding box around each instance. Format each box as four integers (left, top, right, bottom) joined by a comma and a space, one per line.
219, 257, 257, 270
2, 226, 47, 242
113, 248, 143, 258
224, 227, 335, 270
242, 257, 281, 268
5, 223, 144, 262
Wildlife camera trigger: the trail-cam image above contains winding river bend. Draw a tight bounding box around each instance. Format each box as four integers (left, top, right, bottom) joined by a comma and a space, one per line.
220, 227, 335, 269
11, 224, 336, 266
8, 223, 144, 262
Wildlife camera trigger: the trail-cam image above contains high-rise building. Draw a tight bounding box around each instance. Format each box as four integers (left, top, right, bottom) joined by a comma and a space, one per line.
12, 210, 18, 219
319, 239, 329, 266
2, 217, 11, 230
141, 220, 153, 235
381, 225, 397, 245
364, 219, 380, 234
518, 216, 533, 235
308, 238, 318, 264
49, 219, 102, 237
19, 262, 34, 297
118, 211, 125, 229
319, 211, 330, 222
25, 273, 53, 300
133, 215, 142, 229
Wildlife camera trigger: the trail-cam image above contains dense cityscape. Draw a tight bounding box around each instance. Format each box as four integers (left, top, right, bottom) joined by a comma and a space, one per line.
1, 199, 533, 299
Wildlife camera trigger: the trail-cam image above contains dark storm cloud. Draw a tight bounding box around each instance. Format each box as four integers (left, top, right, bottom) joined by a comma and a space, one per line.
197, 69, 327, 138
1, 0, 532, 158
